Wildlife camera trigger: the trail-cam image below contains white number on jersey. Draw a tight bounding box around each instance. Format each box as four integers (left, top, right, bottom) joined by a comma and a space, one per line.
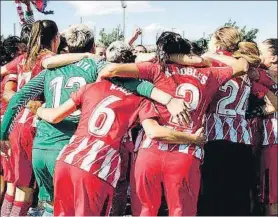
50, 76, 87, 116
216, 80, 250, 117
17, 71, 32, 91
88, 95, 122, 137
170, 83, 200, 126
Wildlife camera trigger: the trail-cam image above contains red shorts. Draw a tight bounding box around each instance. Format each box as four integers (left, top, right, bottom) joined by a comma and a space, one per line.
9, 123, 36, 187
134, 148, 201, 216
260, 144, 278, 204
54, 161, 114, 216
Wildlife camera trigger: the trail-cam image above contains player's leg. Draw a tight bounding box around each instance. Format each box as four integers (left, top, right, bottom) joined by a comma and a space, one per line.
9, 128, 35, 216
32, 148, 60, 216
53, 161, 74, 216
163, 152, 201, 216
134, 148, 163, 216
110, 147, 130, 216
1, 154, 15, 217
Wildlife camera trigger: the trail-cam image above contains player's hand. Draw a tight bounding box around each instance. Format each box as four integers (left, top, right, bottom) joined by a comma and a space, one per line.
133, 28, 142, 38
166, 98, 192, 126
193, 127, 207, 146
27, 100, 43, 114
0, 140, 11, 158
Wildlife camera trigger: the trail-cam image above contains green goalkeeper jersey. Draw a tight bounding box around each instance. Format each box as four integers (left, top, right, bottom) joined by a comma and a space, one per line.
1, 58, 154, 150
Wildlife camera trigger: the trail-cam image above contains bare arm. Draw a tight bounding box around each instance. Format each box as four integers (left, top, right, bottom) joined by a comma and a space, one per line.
97, 63, 140, 81
169, 54, 212, 67
1, 66, 9, 77
135, 53, 156, 63
203, 53, 249, 76
128, 28, 142, 46
36, 99, 77, 124
265, 91, 278, 112
42, 53, 92, 69
2, 81, 17, 102
142, 119, 206, 145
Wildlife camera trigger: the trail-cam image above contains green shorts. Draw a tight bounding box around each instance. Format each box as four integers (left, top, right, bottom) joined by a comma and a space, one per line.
32, 148, 62, 202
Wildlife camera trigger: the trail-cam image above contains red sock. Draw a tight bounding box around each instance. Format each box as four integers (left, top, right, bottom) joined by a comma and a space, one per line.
1, 194, 14, 217
10, 201, 32, 217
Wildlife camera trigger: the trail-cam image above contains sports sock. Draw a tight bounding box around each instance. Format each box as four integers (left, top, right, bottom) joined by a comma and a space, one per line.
1, 194, 14, 217
10, 200, 32, 216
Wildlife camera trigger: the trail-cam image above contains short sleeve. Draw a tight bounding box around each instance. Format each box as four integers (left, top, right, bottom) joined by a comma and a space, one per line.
5, 74, 18, 83
70, 85, 89, 107
6, 56, 21, 73
251, 81, 269, 99
136, 62, 158, 81
210, 67, 233, 85
138, 99, 159, 123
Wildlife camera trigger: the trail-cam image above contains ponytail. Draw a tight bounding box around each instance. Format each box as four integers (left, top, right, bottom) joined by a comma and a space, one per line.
25, 21, 42, 71
25, 20, 59, 71
233, 42, 261, 67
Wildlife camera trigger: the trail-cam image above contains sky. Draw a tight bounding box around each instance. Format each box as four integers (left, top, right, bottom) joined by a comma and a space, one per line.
1, 1, 277, 45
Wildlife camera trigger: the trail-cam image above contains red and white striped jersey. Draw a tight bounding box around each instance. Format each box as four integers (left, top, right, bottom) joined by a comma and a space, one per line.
262, 112, 278, 145
11, 52, 53, 127
206, 76, 253, 144
136, 62, 233, 159
57, 81, 157, 187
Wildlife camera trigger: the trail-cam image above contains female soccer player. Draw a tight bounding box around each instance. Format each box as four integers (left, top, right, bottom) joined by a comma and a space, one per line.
257, 39, 278, 216
97, 31, 249, 216
0, 20, 60, 216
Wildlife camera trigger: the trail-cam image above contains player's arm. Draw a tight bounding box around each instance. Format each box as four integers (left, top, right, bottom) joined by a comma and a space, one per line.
135, 53, 156, 63
128, 28, 142, 46
203, 53, 249, 76
110, 78, 191, 124
2, 80, 17, 103
0, 71, 46, 140
97, 63, 140, 80
36, 99, 77, 124
265, 91, 278, 112
42, 53, 94, 69
1, 56, 20, 76
142, 119, 206, 145
248, 68, 278, 96
169, 54, 212, 67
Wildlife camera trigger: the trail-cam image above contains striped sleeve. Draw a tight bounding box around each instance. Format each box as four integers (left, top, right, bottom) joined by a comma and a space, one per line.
0, 70, 46, 140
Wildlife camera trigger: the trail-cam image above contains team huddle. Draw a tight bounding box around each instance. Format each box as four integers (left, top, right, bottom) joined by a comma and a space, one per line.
0, 16, 277, 217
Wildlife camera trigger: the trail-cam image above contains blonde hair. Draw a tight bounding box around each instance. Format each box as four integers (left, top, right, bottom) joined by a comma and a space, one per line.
213, 27, 260, 67
213, 26, 243, 52
233, 42, 261, 67
64, 24, 94, 53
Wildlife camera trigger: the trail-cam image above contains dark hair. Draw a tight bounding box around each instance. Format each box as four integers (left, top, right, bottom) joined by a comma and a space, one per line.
20, 24, 32, 45
135, 45, 147, 53
58, 35, 68, 54
25, 20, 59, 70
3, 36, 21, 61
191, 38, 208, 55
263, 38, 278, 56
156, 31, 191, 70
